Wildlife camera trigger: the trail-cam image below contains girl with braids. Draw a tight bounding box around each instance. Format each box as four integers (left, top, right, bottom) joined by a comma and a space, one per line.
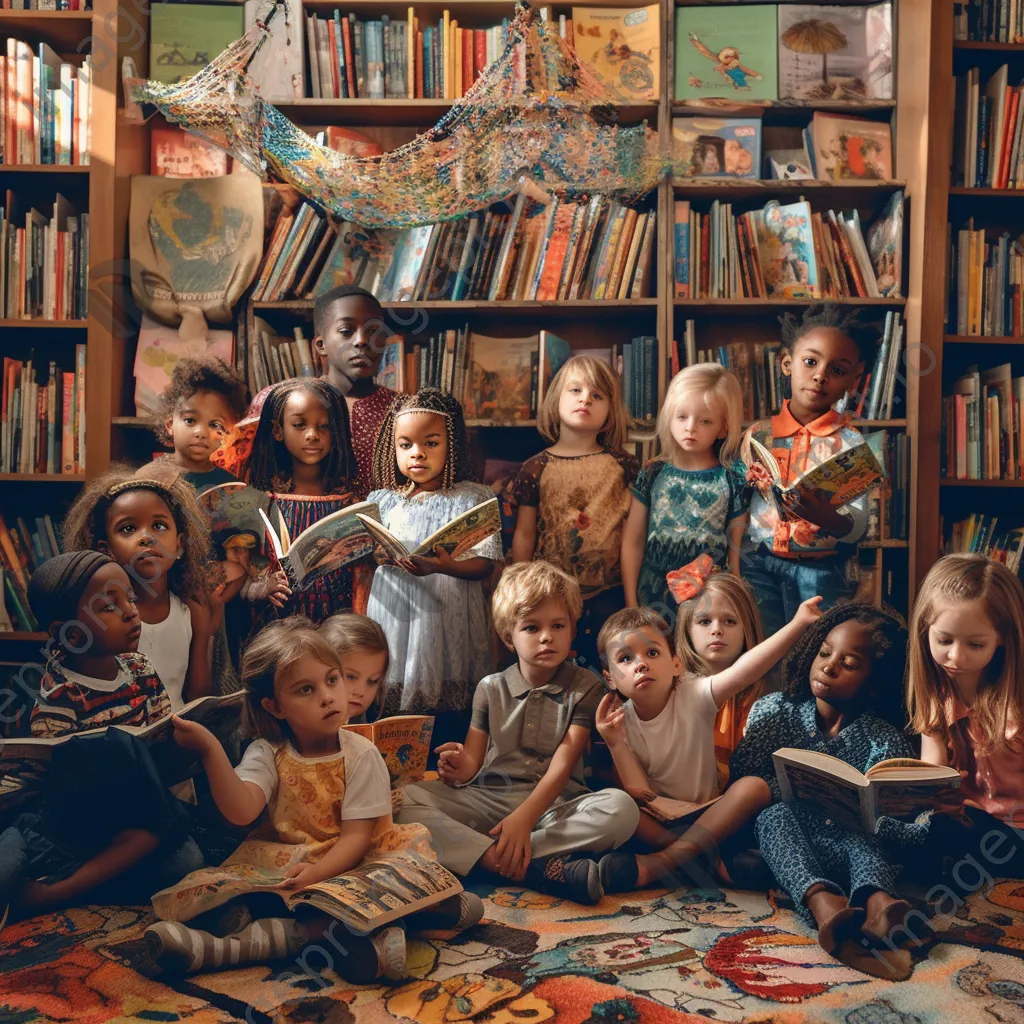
729, 602, 919, 980
366, 388, 501, 732
742, 305, 879, 637
248, 378, 370, 623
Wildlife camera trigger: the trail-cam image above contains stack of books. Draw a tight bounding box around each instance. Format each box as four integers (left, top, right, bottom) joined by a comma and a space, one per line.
246, 321, 317, 396
952, 65, 1024, 190
0, 511, 64, 632
945, 514, 1024, 573
943, 361, 1024, 480
865, 430, 910, 542
1, 44, 91, 165
949, 224, 1024, 337
955, 1, 1024, 43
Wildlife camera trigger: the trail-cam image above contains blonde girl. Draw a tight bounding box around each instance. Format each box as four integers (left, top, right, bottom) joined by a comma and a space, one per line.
907, 554, 1024, 878
511, 355, 639, 673
621, 363, 749, 613
319, 613, 390, 724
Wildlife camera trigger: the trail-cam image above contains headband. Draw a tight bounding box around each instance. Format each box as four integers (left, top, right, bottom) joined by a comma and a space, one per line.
665, 553, 716, 605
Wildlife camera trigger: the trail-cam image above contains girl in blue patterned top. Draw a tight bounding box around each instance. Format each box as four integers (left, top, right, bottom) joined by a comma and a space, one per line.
621, 364, 749, 612
730, 603, 920, 980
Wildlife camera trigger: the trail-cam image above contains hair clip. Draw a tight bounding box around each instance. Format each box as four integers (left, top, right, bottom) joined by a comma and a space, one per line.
666, 553, 715, 604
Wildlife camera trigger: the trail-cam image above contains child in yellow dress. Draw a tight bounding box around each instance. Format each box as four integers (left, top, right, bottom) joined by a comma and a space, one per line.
144, 618, 481, 982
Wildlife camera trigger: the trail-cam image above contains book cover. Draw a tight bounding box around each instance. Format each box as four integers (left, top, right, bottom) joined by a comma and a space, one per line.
672, 116, 761, 179
674, 5, 778, 103
356, 496, 501, 562
463, 333, 537, 422
571, 4, 660, 100
778, 3, 893, 101
197, 479, 270, 544
149, 3, 244, 86
751, 200, 819, 299
343, 715, 433, 786
324, 126, 383, 157
811, 112, 893, 180
151, 127, 230, 178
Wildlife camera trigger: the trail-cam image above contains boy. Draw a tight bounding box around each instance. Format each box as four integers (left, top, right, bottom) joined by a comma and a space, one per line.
742, 306, 877, 636
314, 284, 397, 493
397, 562, 639, 904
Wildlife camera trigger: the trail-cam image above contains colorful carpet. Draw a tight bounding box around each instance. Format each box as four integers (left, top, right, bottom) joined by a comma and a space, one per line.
3, 878, 1024, 1024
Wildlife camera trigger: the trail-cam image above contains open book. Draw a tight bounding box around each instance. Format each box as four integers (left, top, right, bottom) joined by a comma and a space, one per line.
258, 502, 380, 587
355, 496, 501, 562
0, 691, 244, 803
343, 715, 433, 788
641, 794, 718, 825
198, 480, 271, 540
746, 432, 884, 516
773, 748, 961, 833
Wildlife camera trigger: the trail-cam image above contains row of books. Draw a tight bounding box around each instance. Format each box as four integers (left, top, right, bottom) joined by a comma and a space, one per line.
2, 348, 86, 475
0, 0, 86, 7
291, 194, 656, 304
943, 362, 1024, 480
1, 44, 91, 165
672, 194, 902, 301
1, 192, 88, 320
954, 0, 1024, 44
944, 514, 1024, 575
949, 224, 1024, 337
0, 511, 64, 632
952, 65, 1024, 190
866, 430, 910, 542
247, 319, 319, 398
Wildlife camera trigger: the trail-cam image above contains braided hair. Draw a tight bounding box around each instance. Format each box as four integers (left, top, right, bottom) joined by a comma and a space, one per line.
782, 602, 909, 729
779, 303, 880, 366
248, 379, 356, 494
372, 388, 475, 493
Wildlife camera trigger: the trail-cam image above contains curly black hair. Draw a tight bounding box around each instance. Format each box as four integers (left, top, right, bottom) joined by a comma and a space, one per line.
313, 284, 383, 338
155, 357, 248, 445
782, 601, 909, 729
778, 303, 880, 367
372, 388, 476, 492
248, 379, 357, 494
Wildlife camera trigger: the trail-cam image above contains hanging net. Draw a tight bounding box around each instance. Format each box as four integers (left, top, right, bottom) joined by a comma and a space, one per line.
126, 1, 667, 229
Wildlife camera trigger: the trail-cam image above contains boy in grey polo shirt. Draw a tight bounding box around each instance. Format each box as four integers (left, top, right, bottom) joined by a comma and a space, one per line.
397, 562, 639, 904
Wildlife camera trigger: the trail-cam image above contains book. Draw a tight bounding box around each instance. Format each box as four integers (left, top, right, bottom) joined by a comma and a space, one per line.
640, 794, 718, 825
767, 147, 814, 180
258, 502, 380, 587
778, 4, 893, 102
571, 5, 660, 101
773, 748, 960, 833
150, 126, 230, 178
674, 5, 778, 103
355, 496, 501, 562
811, 112, 893, 180
752, 200, 819, 299
672, 117, 761, 180
343, 715, 433, 787
149, 3, 245, 86
463, 333, 537, 422
197, 479, 270, 541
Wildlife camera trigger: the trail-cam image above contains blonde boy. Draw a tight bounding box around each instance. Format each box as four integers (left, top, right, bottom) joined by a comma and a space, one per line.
397, 562, 638, 904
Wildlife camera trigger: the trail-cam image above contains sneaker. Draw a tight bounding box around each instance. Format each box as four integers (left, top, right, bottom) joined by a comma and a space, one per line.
598, 852, 639, 894
531, 855, 604, 905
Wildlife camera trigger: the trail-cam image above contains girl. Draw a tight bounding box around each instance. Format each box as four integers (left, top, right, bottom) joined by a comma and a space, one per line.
511, 355, 638, 673
730, 603, 919, 979
62, 468, 214, 710
366, 388, 501, 732
144, 618, 481, 982
621, 364, 749, 613
907, 554, 1024, 879
319, 612, 390, 724
248, 378, 368, 622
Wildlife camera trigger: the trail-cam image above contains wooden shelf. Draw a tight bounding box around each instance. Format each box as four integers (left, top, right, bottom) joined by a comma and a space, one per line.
940, 479, 1024, 488
0, 473, 85, 482
949, 187, 1024, 196
944, 335, 1024, 344
0, 9, 94, 49
674, 298, 906, 312
0, 318, 87, 328
953, 40, 1024, 51
0, 631, 47, 642
0, 164, 90, 174
672, 179, 907, 198
254, 299, 659, 315
671, 99, 895, 124
112, 416, 154, 429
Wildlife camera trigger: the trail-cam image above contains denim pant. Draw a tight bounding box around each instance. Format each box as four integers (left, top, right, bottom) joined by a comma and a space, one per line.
741, 550, 855, 638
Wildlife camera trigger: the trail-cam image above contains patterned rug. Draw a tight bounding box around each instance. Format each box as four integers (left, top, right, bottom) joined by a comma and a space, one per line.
3, 878, 1024, 1024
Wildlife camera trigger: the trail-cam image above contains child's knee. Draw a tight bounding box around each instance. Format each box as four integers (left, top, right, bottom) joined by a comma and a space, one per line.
599, 789, 641, 847
754, 800, 788, 841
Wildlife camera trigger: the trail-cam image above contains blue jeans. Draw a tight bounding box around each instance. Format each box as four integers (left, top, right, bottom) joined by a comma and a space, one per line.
741, 550, 855, 638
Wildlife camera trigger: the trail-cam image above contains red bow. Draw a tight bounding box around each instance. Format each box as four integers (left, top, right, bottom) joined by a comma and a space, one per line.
666, 553, 716, 604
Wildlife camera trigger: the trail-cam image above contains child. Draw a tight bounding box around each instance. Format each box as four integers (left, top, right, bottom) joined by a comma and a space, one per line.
249, 378, 367, 622
62, 469, 215, 710
730, 603, 918, 978
314, 284, 398, 493
621, 364, 749, 613
906, 554, 1024, 879
397, 561, 639, 905
319, 612, 390, 725
741, 306, 877, 636
366, 388, 501, 731
593, 593, 819, 892
0, 552, 202, 924
144, 618, 481, 981
511, 355, 638, 672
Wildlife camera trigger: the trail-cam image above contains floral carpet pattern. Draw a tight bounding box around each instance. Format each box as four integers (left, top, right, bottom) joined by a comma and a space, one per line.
3, 879, 1024, 1024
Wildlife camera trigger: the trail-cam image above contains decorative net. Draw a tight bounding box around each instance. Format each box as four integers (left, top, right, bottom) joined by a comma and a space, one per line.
127, 0, 668, 229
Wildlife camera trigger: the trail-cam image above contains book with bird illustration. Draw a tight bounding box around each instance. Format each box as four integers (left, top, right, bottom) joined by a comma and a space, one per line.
343, 716, 434, 788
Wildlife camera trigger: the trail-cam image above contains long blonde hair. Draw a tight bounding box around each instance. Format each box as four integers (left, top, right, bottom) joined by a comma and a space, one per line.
658, 364, 743, 465
538, 355, 630, 451
908, 554, 1024, 756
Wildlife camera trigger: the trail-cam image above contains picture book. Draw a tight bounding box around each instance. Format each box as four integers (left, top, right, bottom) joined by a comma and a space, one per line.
674, 5, 778, 103
312, 222, 399, 296
773, 748, 960, 833
150, 127, 230, 178
673, 117, 762, 179
376, 340, 404, 392
571, 5, 661, 101
866, 190, 904, 298
767, 147, 813, 180
811, 112, 893, 180
198, 480, 270, 544
343, 715, 434, 787
751, 200, 820, 299
149, 3, 245, 86
463, 333, 537, 422
746, 431, 885, 515
355, 497, 501, 563
258, 502, 380, 587
778, 3, 893, 101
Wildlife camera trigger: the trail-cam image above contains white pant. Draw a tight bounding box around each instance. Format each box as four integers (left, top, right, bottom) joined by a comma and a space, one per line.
397, 779, 639, 875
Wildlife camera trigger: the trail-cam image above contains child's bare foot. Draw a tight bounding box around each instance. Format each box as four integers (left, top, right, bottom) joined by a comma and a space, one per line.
862, 892, 915, 947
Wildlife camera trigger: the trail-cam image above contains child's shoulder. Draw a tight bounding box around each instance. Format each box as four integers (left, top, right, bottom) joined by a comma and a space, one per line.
119, 650, 163, 685
746, 690, 795, 723
338, 727, 381, 761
